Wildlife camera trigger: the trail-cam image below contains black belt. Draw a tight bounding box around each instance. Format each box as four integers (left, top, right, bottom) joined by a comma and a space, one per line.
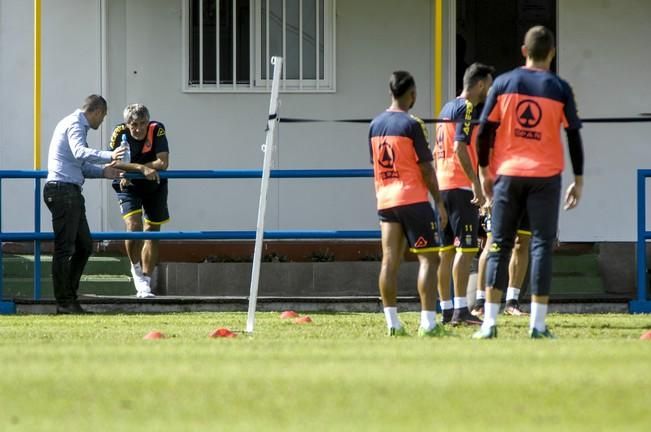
45, 181, 82, 192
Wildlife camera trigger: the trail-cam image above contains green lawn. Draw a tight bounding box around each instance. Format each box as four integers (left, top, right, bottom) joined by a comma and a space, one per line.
1, 312, 650, 431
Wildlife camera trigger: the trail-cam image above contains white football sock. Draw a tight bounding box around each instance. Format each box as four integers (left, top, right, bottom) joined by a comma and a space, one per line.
506, 287, 520, 301
476, 290, 486, 300
420, 310, 437, 331
482, 302, 500, 330
384, 307, 401, 329
131, 262, 143, 277
454, 296, 468, 309
439, 300, 453, 311
530, 302, 548, 332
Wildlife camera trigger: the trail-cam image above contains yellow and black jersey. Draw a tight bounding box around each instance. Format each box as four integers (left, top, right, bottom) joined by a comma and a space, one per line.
109, 121, 169, 166
109, 121, 169, 191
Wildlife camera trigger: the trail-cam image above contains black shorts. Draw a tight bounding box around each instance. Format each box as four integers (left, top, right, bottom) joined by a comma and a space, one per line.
481, 208, 531, 237
378, 202, 442, 253
440, 189, 479, 252
115, 181, 170, 225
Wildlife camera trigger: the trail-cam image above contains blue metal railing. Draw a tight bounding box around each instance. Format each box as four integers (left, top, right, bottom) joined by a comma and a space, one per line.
0, 169, 377, 313
632, 169, 651, 313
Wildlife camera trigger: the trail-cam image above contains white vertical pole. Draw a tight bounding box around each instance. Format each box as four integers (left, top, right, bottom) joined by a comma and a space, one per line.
249, 0, 254, 88
299, 0, 303, 89
265, 0, 270, 88
232, 0, 237, 89
99, 0, 109, 231
282, 0, 286, 89
316, 0, 319, 89
246, 56, 283, 334
199, 0, 204, 88
216, 0, 220, 88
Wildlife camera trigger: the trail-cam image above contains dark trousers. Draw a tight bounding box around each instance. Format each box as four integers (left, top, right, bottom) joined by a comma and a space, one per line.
486, 175, 561, 296
43, 182, 93, 306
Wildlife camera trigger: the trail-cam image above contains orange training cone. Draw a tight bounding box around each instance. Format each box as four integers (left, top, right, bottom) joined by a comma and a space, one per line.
280, 310, 300, 319
209, 327, 237, 338
143, 331, 165, 340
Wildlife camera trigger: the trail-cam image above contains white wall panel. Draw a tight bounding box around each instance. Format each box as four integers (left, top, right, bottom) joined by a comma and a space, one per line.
558, 0, 651, 241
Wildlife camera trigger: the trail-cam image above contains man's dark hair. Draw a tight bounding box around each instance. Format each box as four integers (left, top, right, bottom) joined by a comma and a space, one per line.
389, 71, 415, 99
82, 94, 107, 113
524, 26, 555, 61
463, 63, 495, 89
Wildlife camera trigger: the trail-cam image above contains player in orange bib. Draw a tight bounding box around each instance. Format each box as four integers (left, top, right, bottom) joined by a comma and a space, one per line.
473, 153, 532, 318
474, 26, 584, 339
369, 71, 448, 337
434, 63, 493, 326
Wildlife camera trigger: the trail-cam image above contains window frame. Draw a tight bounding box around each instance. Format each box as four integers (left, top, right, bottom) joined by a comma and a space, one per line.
182, 0, 337, 93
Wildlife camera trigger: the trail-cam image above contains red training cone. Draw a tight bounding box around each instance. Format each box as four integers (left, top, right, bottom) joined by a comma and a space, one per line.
143, 331, 165, 340
294, 316, 312, 324
280, 310, 299, 319
640, 330, 651, 340
209, 327, 237, 338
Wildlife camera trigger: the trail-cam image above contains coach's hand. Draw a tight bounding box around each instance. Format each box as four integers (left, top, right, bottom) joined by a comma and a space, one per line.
102, 161, 124, 179
141, 166, 160, 183
111, 146, 126, 161
437, 201, 448, 229
564, 176, 583, 210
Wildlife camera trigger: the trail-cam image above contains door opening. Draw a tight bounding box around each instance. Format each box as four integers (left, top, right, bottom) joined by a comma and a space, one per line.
456, 0, 556, 94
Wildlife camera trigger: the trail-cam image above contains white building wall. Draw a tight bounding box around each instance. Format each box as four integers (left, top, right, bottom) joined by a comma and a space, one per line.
0, 0, 40, 231
0, 0, 105, 233
104, 0, 435, 233
558, 0, 651, 241
2, 0, 648, 241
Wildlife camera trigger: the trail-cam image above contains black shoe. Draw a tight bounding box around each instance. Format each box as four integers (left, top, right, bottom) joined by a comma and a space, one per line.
471, 299, 485, 317
504, 300, 528, 316
441, 308, 454, 325
450, 307, 483, 326
56, 302, 91, 315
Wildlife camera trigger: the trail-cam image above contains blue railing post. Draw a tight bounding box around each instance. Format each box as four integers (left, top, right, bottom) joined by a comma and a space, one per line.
0, 169, 381, 315
0, 178, 16, 314
34, 176, 42, 301
630, 169, 651, 313
0, 177, 3, 297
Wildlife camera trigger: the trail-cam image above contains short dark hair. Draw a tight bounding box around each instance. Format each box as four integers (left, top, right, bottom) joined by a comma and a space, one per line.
463, 63, 495, 89
82, 94, 107, 113
389, 71, 415, 99
524, 26, 555, 61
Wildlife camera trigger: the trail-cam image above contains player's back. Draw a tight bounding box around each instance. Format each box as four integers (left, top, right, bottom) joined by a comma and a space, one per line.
482, 67, 580, 178
369, 110, 432, 210
435, 97, 478, 190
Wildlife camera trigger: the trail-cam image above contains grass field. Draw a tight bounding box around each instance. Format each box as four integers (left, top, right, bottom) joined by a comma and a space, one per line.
1, 312, 650, 431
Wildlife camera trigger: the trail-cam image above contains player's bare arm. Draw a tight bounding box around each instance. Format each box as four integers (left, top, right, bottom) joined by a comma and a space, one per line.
454, 140, 485, 206
418, 161, 448, 228
116, 152, 168, 186
144, 152, 169, 171
476, 120, 498, 201
564, 175, 583, 210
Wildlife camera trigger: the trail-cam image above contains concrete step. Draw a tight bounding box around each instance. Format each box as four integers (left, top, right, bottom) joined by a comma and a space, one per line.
2, 254, 130, 278
11, 295, 631, 315
550, 275, 604, 294
2, 275, 134, 299
552, 253, 600, 275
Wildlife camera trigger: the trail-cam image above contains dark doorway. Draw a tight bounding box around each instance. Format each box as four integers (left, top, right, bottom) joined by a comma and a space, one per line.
456, 0, 556, 94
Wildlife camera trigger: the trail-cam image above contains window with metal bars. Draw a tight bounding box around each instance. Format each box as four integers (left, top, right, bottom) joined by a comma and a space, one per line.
185, 0, 336, 92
